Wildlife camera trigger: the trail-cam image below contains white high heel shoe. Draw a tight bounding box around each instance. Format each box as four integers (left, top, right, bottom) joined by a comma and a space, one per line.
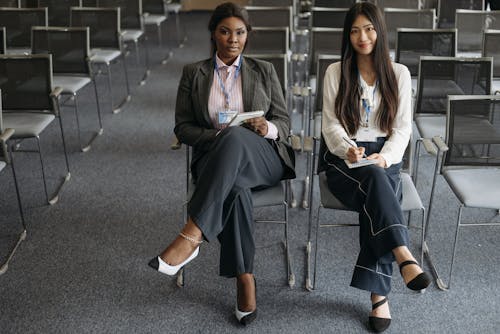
148, 246, 199, 276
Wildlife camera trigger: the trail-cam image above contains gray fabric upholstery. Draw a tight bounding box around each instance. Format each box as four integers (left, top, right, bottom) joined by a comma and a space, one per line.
415, 115, 446, 139
122, 30, 144, 42
443, 168, 500, 209
318, 171, 423, 212
144, 14, 166, 25
53, 76, 91, 94
90, 49, 121, 64
3, 113, 55, 138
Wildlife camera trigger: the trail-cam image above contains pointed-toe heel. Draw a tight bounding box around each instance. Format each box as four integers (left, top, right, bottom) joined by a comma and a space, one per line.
148, 246, 199, 276
235, 277, 257, 325
368, 297, 391, 333
399, 260, 431, 291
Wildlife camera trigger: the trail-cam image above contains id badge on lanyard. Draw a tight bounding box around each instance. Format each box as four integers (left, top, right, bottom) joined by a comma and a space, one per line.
357, 84, 378, 142
217, 110, 237, 129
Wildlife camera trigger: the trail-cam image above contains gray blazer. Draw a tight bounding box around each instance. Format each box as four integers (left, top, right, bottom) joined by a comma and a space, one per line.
174, 56, 295, 180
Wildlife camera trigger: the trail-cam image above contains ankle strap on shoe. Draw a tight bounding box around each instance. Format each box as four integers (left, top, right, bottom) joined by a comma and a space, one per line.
179, 232, 203, 245
399, 260, 418, 273
372, 297, 388, 310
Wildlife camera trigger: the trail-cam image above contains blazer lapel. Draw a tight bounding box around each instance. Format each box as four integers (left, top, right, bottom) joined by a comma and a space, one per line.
241, 56, 257, 111
197, 59, 214, 125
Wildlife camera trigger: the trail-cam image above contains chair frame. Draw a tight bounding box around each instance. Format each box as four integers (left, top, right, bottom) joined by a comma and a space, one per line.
424, 94, 500, 290
176, 145, 295, 288
0, 26, 5, 54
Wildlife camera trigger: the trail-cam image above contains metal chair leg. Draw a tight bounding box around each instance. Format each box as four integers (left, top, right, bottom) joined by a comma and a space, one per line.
48, 115, 72, 205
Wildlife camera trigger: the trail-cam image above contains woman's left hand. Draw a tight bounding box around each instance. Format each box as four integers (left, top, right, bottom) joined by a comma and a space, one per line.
367, 153, 387, 168
243, 117, 268, 137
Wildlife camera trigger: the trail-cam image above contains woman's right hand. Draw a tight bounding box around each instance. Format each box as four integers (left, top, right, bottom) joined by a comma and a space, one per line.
346, 146, 365, 163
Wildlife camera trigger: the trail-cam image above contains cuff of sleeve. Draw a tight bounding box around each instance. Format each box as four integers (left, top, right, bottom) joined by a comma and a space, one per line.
264, 121, 278, 140
379, 153, 392, 168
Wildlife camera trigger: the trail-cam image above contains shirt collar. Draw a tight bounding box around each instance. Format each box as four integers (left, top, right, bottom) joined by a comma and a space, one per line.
215, 53, 242, 72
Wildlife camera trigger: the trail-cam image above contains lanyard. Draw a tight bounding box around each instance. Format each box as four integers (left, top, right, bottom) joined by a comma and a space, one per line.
360, 77, 377, 127
214, 55, 242, 109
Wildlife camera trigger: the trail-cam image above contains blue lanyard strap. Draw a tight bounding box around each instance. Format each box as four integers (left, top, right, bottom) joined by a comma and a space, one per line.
214, 55, 242, 109
360, 77, 377, 126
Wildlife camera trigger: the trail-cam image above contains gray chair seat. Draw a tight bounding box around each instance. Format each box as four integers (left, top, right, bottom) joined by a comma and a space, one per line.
318, 171, 423, 211
144, 14, 166, 26
3, 113, 55, 138
415, 115, 446, 139
53, 76, 91, 94
166, 3, 181, 13
122, 30, 144, 43
443, 168, 500, 209
90, 49, 121, 64
0, 161, 5, 172
187, 181, 285, 208
5, 48, 31, 55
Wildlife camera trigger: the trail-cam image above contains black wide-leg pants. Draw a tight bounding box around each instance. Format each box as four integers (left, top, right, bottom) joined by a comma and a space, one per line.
188, 126, 284, 278
324, 138, 409, 296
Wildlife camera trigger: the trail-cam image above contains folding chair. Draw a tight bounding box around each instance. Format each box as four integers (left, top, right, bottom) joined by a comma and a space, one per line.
0, 91, 27, 275
383, 8, 436, 50
0, 7, 47, 54
395, 28, 457, 77
142, 0, 172, 64
97, 0, 151, 85
424, 94, 500, 290
0, 54, 71, 205
31, 26, 103, 152
304, 122, 426, 291
176, 145, 295, 288
70, 6, 131, 114
37, 0, 82, 27
413, 56, 492, 182
455, 9, 500, 54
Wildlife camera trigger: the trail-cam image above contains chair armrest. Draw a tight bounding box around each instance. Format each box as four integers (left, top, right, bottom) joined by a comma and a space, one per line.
50, 86, 63, 98
422, 138, 438, 155
432, 136, 449, 153
0, 128, 15, 143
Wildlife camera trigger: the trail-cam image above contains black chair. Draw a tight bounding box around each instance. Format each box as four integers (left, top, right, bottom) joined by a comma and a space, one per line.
376, 0, 420, 9
437, 0, 484, 28
0, 54, 71, 205
245, 27, 289, 55
383, 8, 436, 50
0, 0, 20, 7
395, 28, 457, 77
310, 7, 348, 29
31, 26, 104, 152
245, 6, 293, 32
312, 0, 355, 8
482, 29, 500, 92
37, 0, 82, 27
0, 91, 27, 275
424, 94, 500, 290
455, 9, 500, 54
0, 27, 5, 54
70, 6, 131, 114
0, 7, 47, 53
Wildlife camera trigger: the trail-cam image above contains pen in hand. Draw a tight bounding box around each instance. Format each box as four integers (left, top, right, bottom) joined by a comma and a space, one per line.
343, 137, 367, 158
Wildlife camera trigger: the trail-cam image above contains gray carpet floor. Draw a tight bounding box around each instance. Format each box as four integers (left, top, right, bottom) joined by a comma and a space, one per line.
1, 11, 499, 334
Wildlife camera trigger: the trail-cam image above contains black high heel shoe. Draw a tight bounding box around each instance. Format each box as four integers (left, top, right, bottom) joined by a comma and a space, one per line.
368, 297, 391, 333
235, 277, 257, 325
399, 260, 431, 291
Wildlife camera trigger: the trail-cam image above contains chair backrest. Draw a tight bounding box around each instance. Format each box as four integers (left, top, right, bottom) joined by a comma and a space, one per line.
142, 0, 165, 15
251, 0, 293, 6
482, 29, 500, 77
377, 0, 420, 9
97, 0, 143, 30
0, 7, 47, 48
455, 9, 500, 52
415, 56, 492, 116
0, 54, 54, 111
0, 0, 19, 6
0, 27, 5, 54
438, 0, 484, 28
70, 7, 121, 49
245, 27, 289, 54
310, 28, 343, 74
31, 26, 90, 75
245, 6, 292, 31
384, 8, 436, 49
313, 0, 355, 8
310, 7, 348, 29
245, 53, 288, 95
315, 54, 340, 113
444, 94, 500, 167
37, 0, 82, 27
395, 28, 456, 76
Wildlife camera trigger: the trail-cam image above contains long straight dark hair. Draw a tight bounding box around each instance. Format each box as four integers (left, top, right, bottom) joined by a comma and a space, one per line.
334, 2, 398, 136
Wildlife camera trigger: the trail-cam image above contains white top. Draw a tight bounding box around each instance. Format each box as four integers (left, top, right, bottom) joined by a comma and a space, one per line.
322, 61, 412, 167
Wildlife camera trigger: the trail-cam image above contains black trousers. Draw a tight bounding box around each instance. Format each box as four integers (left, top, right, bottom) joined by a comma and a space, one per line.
324, 138, 409, 296
188, 126, 284, 277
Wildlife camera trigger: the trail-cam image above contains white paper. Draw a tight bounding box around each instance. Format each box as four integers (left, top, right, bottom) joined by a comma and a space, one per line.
227, 110, 265, 127
344, 158, 381, 169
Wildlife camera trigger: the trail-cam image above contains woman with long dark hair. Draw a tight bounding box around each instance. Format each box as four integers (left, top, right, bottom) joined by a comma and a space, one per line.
148, 2, 295, 325
321, 2, 431, 332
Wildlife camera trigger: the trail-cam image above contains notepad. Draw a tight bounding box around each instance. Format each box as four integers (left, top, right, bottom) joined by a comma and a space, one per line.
344, 158, 381, 169
227, 110, 265, 127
